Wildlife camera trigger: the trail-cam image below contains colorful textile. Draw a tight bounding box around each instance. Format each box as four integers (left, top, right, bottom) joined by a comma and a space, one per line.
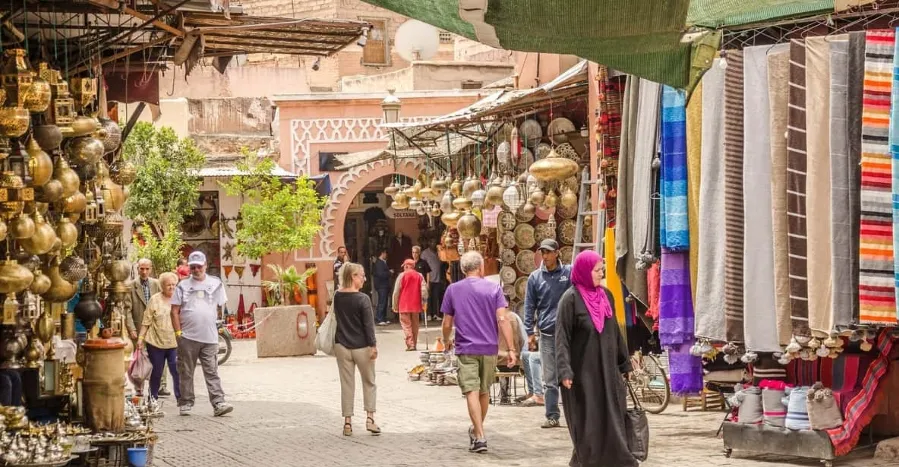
893, 27, 899, 323
667, 344, 703, 396
723, 50, 745, 343
605, 228, 628, 339
848, 32, 866, 325
768, 49, 793, 346
826, 330, 898, 455
784, 386, 811, 430
659, 251, 693, 346
743, 44, 785, 352
805, 36, 835, 335
859, 29, 897, 325
597, 67, 624, 224
571, 251, 614, 334
686, 82, 702, 301
787, 39, 810, 337
660, 86, 689, 251
694, 59, 727, 342
760, 380, 788, 427
646, 262, 660, 331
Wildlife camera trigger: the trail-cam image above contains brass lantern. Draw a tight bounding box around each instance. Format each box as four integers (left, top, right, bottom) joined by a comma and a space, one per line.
83, 190, 98, 224
2, 49, 32, 108
2, 294, 18, 325
44, 68, 74, 132
70, 77, 97, 112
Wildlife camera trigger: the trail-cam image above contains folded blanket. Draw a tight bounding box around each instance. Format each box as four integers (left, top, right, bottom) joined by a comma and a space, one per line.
784, 386, 812, 430
760, 380, 788, 427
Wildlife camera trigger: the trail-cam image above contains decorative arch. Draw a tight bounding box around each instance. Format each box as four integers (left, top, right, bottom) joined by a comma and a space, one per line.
312, 157, 425, 260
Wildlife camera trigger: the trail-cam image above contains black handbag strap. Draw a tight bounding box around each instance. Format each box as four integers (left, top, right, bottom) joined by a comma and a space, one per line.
624, 375, 644, 411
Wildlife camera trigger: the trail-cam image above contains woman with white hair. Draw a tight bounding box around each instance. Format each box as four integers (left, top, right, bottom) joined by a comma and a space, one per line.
137, 272, 181, 400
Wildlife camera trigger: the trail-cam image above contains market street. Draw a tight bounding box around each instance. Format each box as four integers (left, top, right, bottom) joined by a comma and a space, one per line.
152, 326, 882, 467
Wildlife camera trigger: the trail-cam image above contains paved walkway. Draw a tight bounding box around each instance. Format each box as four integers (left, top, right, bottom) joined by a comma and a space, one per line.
151, 325, 882, 467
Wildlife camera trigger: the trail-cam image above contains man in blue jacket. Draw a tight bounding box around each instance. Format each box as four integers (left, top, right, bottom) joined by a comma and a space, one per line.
372, 249, 393, 325
524, 239, 571, 428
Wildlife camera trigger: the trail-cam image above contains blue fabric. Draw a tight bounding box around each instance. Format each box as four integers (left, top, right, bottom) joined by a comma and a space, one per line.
892, 27, 899, 317
540, 334, 560, 421
522, 350, 543, 396
660, 85, 689, 251
523, 264, 572, 336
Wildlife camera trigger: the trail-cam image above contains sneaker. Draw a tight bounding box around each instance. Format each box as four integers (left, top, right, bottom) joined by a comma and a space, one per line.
213, 402, 233, 417
470, 439, 488, 453
468, 426, 475, 447
159, 389, 171, 396
377, 321, 389, 326
541, 418, 561, 429
179, 404, 192, 416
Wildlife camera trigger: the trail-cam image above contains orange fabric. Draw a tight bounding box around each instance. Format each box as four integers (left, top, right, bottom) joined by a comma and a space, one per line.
399, 313, 420, 349
398, 271, 423, 313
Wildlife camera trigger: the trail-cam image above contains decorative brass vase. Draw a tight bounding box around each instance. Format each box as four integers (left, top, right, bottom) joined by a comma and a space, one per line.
8, 213, 35, 239
68, 115, 99, 138
62, 191, 86, 214
65, 136, 104, 166
0, 259, 34, 294
0, 107, 30, 138
528, 149, 579, 182
441, 210, 461, 228
457, 211, 481, 239
26, 138, 53, 186
35, 310, 55, 344
56, 217, 78, 249
29, 270, 51, 295
43, 258, 77, 302
20, 210, 57, 255
23, 74, 51, 113
33, 124, 63, 151
104, 259, 130, 283
53, 158, 80, 198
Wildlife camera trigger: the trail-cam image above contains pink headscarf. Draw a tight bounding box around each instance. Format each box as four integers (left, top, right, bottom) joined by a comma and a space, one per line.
570, 250, 615, 333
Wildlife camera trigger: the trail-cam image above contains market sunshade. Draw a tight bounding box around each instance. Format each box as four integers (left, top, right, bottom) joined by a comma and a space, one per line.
361, 0, 871, 90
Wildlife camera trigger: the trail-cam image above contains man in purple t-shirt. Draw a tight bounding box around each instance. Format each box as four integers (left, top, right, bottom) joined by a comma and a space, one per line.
442, 251, 517, 454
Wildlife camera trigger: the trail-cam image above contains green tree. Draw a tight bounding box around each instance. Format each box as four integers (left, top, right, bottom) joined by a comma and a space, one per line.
219, 152, 325, 260
130, 222, 184, 273
123, 122, 205, 234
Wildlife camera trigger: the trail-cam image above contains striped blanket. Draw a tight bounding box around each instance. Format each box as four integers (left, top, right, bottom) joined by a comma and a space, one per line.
859, 29, 897, 325
660, 86, 689, 251
787, 40, 810, 337
723, 50, 745, 343
893, 27, 899, 323
826, 330, 898, 455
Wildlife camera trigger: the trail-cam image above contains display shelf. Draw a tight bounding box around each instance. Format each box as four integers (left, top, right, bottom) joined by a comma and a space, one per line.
721, 422, 835, 467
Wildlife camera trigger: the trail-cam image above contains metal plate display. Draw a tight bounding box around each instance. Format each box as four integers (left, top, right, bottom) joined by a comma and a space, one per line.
558, 219, 576, 246
514, 223, 535, 249
498, 211, 517, 231
501, 248, 516, 266
515, 276, 528, 301
560, 246, 573, 264
535, 222, 555, 242
516, 205, 535, 223
500, 266, 517, 285
500, 230, 516, 249
516, 249, 536, 274
557, 203, 577, 219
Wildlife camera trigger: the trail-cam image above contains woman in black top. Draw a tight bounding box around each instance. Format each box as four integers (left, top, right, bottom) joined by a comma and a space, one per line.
333, 262, 380, 437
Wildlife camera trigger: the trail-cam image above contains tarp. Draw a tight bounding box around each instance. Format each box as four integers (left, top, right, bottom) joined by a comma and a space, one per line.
361, 0, 863, 90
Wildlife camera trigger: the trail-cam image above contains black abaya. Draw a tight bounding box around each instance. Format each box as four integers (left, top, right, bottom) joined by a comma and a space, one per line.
556, 287, 638, 467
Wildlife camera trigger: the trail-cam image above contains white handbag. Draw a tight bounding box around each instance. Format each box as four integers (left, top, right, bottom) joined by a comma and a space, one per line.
315, 303, 337, 356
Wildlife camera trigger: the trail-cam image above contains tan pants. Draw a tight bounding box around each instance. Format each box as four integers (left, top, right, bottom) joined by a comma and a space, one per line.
334, 343, 377, 417
399, 313, 420, 349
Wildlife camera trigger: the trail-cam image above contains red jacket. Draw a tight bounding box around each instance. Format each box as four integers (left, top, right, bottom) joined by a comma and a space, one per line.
393, 270, 428, 313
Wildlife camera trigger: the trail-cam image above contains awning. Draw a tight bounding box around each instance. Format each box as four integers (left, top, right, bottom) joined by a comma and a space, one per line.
360, 0, 874, 90
309, 174, 332, 196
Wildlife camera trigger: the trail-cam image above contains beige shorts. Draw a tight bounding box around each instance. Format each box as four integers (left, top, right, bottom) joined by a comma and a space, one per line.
457, 355, 497, 394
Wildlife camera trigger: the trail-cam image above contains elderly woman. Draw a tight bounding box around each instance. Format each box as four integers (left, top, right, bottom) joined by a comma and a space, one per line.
392, 259, 429, 351
137, 272, 181, 400
333, 262, 380, 437
556, 251, 636, 467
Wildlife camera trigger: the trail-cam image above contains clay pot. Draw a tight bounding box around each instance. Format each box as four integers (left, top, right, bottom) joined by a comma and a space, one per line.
26, 138, 53, 186
33, 124, 63, 151
0, 259, 34, 294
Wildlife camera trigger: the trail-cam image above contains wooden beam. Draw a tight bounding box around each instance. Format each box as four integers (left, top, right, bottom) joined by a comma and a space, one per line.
122, 102, 147, 142
122, 6, 184, 37
85, 0, 119, 8
72, 34, 172, 74
202, 36, 338, 52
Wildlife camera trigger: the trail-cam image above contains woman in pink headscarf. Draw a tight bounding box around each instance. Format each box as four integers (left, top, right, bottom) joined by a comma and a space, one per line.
555, 250, 636, 467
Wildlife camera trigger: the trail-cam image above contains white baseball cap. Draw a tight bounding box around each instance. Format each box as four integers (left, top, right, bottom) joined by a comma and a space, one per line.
188, 251, 207, 266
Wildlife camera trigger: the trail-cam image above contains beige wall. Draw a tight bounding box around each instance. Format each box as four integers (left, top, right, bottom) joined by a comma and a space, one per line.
514, 52, 581, 89
340, 61, 513, 93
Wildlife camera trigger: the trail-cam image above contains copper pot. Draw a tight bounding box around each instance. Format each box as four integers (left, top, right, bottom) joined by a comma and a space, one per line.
65, 136, 104, 166
53, 158, 80, 198
26, 138, 53, 186
55, 217, 78, 249
33, 124, 63, 151
0, 259, 34, 294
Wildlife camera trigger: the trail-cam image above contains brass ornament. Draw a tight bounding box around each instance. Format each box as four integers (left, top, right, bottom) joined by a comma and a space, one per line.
53, 158, 80, 198
452, 196, 472, 211
58, 255, 87, 283
450, 178, 463, 197
2, 49, 32, 108
98, 118, 122, 152
560, 186, 578, 210
65, 136, 104, 166
440, 210, 461, 228
29, 270, 51, 295
43, 257, 77, 302
26, 138, 53, 186
110, 160, 136, 185
62, 191, 86, 214
104, 259, 130, 282
457, 210, 481, 239
35, 179, 63, 203
55, 217, 78, 249
23, 73, 51, 113
68, 115, 100, 138
528, 149, 579, 182
9, 213, 35, 239
20, 210, 57, 255
0, 106, 31, 138
0, 259, 34, 294
35, 309, 55, 344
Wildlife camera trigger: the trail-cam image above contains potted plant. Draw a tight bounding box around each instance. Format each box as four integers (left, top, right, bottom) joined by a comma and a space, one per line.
262, 264, 316, 306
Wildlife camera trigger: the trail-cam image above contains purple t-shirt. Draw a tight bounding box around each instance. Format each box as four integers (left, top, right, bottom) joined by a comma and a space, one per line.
442, 277, 508, 355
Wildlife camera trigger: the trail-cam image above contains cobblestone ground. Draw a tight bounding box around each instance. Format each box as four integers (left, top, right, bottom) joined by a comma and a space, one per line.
151, 326, 882, 467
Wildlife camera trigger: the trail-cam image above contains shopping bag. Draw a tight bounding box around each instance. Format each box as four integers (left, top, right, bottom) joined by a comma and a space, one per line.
127, 348, 153, 388
624, 378, 650, 462
315, 303, 337, 356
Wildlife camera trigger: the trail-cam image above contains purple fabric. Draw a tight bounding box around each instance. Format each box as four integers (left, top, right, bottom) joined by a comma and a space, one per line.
659, 250, 703, 395
146, 343, 181, 400
571, 250, 615, 334
442, 277, 508, 355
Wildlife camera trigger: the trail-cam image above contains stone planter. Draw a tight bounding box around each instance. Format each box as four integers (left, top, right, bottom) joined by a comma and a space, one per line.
254, 305, 317, 358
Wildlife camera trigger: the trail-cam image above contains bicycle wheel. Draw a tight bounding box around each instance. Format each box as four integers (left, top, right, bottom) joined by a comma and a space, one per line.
629, 354, 670, 414
218, 333, 232, 366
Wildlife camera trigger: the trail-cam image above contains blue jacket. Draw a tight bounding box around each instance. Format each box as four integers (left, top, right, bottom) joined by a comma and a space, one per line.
373, 258, 391, 290
524, 263, 572, 336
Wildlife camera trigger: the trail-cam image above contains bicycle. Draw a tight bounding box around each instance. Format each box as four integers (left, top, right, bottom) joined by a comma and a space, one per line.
627, 349, 670, 414
217, 320, 233, 366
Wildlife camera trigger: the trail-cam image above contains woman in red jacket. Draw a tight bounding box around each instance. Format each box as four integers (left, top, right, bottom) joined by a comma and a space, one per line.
392, 259, 429, 351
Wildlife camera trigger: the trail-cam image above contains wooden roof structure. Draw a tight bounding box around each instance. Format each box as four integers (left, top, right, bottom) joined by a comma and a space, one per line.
4, 0, 370, 77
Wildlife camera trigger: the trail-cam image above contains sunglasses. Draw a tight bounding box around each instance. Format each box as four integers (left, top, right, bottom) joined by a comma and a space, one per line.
189, 264, 204, 270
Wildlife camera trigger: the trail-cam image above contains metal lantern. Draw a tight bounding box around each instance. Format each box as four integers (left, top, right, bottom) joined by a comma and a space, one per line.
43, 68, 75, 130
8, 139, 32, 187
22, 291, 38, 321
502, 182, 524, 212
2, 49, 32, 108
70, 77, 97, 112
470, 189, 486, 208
2, 294, 18, 325
83, 190, 98, 224
440, 191, 453, 213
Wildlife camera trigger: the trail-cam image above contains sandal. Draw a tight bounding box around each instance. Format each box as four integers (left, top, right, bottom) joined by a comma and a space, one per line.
343, 422, 352, 436
366, 416, 381, 435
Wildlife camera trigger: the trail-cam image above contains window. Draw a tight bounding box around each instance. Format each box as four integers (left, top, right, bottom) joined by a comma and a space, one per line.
319, 151, 349, 172
439, 32, 453, 44
361, 18, 389, 66
461, 80, 483, 89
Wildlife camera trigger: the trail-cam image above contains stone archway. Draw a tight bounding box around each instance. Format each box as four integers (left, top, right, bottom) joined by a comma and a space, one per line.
318, 158, 424, 259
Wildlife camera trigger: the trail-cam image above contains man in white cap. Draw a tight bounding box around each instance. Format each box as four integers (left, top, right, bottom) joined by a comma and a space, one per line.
171, 251, 233, 417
